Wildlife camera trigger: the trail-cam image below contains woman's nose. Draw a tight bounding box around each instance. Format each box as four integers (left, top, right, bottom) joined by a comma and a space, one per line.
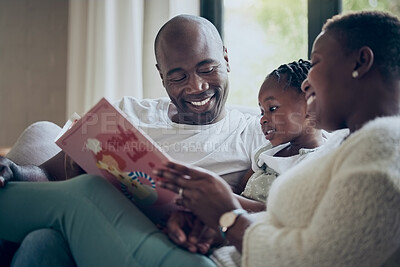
301, 78, 310, 93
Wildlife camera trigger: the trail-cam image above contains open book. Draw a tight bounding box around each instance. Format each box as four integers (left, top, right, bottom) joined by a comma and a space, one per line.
56, 97, 179, 226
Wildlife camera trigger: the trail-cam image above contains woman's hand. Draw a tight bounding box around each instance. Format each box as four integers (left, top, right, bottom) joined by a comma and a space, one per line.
155, 160, 242, 229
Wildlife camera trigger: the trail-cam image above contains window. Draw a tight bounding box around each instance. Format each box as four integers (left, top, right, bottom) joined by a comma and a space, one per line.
212, 0, 400, 107
342, 0, 400, 16
223, 0, 308, 107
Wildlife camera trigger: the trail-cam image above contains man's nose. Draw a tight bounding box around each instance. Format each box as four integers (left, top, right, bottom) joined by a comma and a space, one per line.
185, 74, 209, 93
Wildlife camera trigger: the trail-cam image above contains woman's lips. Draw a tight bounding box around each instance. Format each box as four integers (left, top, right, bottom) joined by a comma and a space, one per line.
306, 94, 316, 106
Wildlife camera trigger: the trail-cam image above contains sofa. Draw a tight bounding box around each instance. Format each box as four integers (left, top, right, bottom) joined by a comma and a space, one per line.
0, 121, 63, 267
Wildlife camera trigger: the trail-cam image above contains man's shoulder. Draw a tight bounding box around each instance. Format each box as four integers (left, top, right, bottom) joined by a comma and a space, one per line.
224, 106, 265, 150
226, 104, 259, 117
114, 96, 170, 110
113, 96, 170, 124
225, 105, 259, 125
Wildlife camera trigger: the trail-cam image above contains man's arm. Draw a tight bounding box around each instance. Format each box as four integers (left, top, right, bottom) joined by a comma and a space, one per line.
0, 156, 50, 185
235, 168, 254, 195
40, 151, 84, 181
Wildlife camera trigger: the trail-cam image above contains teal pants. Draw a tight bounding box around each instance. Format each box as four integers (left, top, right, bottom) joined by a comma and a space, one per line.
0, 175, 216, 267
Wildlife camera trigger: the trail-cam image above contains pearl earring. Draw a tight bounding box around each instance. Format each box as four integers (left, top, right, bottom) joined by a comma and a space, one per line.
352, 70, 359, 78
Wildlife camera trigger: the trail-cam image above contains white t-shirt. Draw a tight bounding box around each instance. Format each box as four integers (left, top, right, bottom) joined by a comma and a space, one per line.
252, 142, 314, 174
115, 96, 265, 189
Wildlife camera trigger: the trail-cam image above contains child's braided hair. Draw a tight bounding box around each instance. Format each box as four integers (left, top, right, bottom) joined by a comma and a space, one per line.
267, 59, 311, 93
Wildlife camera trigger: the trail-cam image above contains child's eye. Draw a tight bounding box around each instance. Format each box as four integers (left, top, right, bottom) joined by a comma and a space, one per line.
269, 106, 278, 112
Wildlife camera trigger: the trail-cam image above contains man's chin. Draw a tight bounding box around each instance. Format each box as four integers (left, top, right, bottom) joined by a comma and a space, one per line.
190, 112, 218, 125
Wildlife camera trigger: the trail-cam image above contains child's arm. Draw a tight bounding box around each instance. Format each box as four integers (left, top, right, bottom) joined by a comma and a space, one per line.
235, 194, 266, 212
235, 168, 254, 194
234, 168, 266, 212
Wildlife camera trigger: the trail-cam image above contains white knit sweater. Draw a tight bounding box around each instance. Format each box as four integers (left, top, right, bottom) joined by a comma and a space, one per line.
241, 116, 400, 267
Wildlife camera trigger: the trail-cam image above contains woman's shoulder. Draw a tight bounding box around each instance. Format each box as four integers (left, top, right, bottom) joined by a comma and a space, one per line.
361, 115, 400, 134
335, 116, 400, 180
351, 115, 400, 148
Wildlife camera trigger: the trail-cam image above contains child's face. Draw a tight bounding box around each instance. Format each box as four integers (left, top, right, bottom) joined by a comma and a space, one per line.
258, 76, 308, 146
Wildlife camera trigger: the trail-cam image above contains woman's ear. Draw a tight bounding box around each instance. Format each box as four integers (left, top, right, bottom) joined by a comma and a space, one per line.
353, 46, 374, 78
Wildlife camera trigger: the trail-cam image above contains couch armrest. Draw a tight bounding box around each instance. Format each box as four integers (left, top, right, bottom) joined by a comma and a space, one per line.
6, 121, 62, 166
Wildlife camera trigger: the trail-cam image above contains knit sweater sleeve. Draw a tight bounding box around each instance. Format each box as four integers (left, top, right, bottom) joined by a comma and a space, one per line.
241, 117, 400, 267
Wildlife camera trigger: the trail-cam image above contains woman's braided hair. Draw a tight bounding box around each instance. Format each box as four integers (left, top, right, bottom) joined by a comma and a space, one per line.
267, 59, 311, 93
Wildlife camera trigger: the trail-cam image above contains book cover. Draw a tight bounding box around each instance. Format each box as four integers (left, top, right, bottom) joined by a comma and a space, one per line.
56, 97, 179, 226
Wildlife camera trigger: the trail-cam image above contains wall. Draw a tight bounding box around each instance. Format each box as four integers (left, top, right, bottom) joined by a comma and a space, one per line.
0, 0, 68, 147
142, 0, 199, 99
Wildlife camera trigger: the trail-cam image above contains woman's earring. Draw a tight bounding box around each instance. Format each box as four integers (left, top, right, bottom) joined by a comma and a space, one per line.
352, 70, 359, 78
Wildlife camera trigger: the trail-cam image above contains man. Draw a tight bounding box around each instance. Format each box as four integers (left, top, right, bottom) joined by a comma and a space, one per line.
0, 14, 264, 266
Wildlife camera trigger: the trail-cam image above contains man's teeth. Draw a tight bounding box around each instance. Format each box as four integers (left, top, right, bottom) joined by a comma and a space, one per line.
191, 97, 211, 106
307, 95, 316, 105
267, 129, 275, 134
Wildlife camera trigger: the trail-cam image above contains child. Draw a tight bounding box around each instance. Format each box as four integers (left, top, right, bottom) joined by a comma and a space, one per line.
236, 59, 325, 211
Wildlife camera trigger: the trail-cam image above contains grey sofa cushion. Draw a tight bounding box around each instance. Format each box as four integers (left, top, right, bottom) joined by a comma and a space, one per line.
6, 121, 62, 166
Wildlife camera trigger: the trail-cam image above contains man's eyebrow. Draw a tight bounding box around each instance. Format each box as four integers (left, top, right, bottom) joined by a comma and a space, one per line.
197, 59, 218, 67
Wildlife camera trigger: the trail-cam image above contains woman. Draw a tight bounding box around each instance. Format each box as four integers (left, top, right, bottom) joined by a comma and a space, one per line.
0, 11, 399, 267
157, 10, 400, 266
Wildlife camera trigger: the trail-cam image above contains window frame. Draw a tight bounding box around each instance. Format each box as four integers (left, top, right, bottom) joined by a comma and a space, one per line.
200, 0, 342, 56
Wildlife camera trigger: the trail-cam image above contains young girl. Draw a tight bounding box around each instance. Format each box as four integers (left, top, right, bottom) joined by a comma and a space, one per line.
236, 59, 325, 211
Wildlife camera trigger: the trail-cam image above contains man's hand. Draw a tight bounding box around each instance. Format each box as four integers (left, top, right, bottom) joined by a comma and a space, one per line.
0, 156, 51, 186
166, 211, 217, 254
0, 156, 18, 187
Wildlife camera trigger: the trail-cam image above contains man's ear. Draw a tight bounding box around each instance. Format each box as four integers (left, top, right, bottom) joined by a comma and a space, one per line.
353, 46, 374, 78
155, 64, 165, 83
155, 64, 167, 88
223, 46, 231, 72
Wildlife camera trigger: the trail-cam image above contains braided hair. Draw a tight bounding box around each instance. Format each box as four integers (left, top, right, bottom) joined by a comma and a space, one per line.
267, 59, 311, 93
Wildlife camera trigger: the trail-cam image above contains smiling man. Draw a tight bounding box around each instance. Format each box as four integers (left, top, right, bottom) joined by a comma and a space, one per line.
155, 15, 229, 125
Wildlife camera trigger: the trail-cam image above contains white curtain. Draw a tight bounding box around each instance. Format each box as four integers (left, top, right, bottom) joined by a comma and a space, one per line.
67, 0, 199, 117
